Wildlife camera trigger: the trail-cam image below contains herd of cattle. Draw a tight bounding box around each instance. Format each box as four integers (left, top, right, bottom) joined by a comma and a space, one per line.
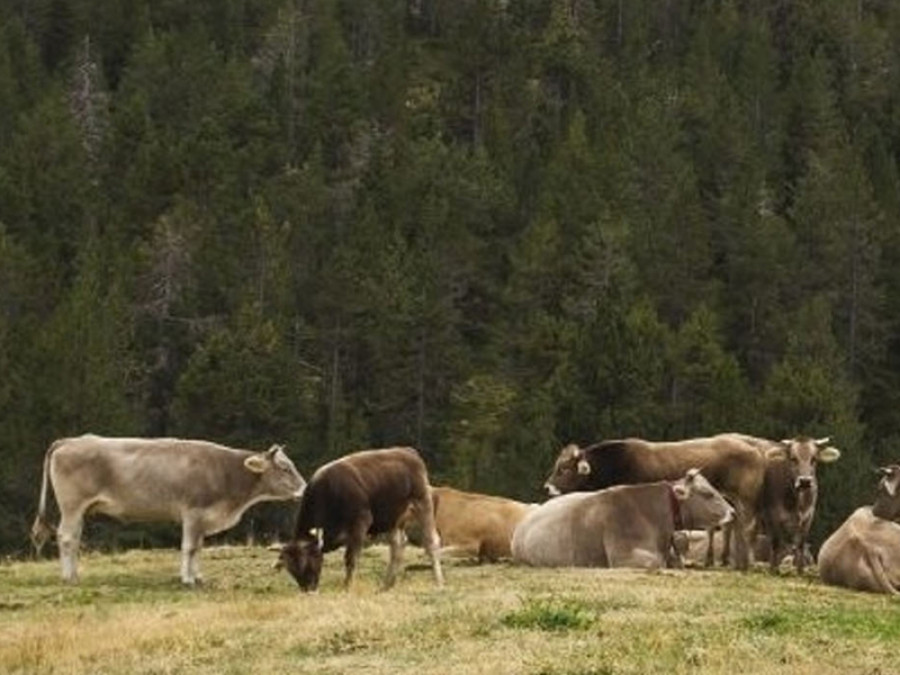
28, 433, 900, 595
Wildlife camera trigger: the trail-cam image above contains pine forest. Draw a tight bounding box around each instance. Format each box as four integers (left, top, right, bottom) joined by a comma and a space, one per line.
2, 0, 900, 553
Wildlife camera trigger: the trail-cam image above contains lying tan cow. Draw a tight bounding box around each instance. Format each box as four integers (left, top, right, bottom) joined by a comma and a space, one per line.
513, 469, 734, 569
817, 465, 900, 595
428, 487, 533, 562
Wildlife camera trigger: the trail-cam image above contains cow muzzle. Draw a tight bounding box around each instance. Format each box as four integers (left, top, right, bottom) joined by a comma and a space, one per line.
794, 476, 814, 491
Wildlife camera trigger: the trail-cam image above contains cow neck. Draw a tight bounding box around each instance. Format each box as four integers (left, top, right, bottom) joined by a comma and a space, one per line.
872, 495, 900, 521
668, 484, 684, 530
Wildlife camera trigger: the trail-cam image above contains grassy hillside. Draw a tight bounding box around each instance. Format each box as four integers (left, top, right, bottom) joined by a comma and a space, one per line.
0, 545, 897, 674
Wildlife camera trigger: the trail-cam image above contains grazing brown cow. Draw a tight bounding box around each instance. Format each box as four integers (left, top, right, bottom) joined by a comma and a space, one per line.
817, 466, 900, 595
31, 434, 306, 585
426, 487, 533, 562
513, 469, 734, 568
543, 435, 766, 569
275, 447, 443, 592
757, 437, 840, 574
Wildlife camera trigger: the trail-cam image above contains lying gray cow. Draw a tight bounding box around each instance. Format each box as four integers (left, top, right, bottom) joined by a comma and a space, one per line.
817, 465, 900, 595
31, 434, 306, 585
512, 469, 734, 568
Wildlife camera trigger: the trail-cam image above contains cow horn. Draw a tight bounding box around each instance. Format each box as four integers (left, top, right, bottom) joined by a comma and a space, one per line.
267, 444, 283, 456
879, 469, 899, 498
267, 542, 285, 552
815, 437, 831, 446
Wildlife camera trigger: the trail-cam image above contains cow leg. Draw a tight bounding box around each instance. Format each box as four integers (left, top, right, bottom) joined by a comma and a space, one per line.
720, 523, 732, 566
792, 533, 807, 575
180, 518, 205, 586
731, 505, 751, 571
612, 547, 663, 570
414, 496, 444, 587
343, 511, 373, 590
57, 512, 84, 584
769, 533, 786, 574
704, 528, 716, 567
384, 527, 406, 589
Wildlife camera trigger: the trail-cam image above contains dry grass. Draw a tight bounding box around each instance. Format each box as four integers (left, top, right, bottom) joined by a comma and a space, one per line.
0, 545, 898, 674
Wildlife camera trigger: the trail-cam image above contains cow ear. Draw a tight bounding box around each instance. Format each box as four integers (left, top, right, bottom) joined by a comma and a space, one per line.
817, 446, 841, 463
577, 459, 591, 475
244, 454, 269, 474
883, 477, 898, 498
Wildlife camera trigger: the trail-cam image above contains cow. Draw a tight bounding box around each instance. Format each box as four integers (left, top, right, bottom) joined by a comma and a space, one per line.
274, 447, 443, 592
30, 434, 306, 585
817, 465, 900, 595
756, 436, 840, 574
425, 487, 533, 563
513, 468, 734, 568
542, 434, 767, 569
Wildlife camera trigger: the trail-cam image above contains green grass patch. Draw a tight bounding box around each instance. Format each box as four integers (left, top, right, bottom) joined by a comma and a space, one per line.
743, 604, 900, 641
501, 596, 596, 632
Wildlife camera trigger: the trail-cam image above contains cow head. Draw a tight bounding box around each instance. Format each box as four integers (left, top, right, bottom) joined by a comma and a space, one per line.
275, 533, 324, 592
765, 437, 841, 492
543, 444, 592, 496
873, 465, 900, 520
243, 444, 307, 500
672, 468, 735, 530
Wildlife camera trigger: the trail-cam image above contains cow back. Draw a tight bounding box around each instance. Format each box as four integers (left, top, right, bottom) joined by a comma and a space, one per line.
296, 447, 430, 542
584, 436, 764, 500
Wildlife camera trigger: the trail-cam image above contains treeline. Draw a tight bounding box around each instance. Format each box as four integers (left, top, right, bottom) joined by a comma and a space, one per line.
2, 0, 900, 553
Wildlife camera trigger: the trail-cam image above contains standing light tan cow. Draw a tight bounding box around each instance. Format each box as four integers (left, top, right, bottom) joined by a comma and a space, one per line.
543, 434, 766, 569
817, 465, 900, 595
513, 469, 734, 568
31, 434, 306, 585
425, 487, 533, 562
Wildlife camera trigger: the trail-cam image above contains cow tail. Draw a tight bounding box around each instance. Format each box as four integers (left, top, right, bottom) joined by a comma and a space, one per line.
865, 547, 900, 596
30, 440, 62, 556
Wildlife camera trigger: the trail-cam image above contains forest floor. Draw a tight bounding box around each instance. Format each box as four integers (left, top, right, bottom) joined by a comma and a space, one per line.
0, 544, 896, 674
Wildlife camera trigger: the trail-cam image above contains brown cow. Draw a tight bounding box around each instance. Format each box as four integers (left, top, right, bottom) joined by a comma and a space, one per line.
427, 487, 533, 562
513, 469, 734, 568
543, 434, 767, 569
275, 447, 443, 592
757, 437, 840, 574
31, 434, 306, 585
817, 466, 900, 595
